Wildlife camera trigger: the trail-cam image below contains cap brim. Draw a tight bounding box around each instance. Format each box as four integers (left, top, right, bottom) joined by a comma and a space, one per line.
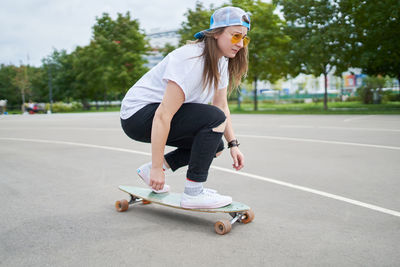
194, 31, 205, 39
194, 28, 214, 39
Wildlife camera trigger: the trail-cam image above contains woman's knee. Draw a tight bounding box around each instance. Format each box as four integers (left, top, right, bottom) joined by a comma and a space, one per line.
209, 106, 226, 133
212, 119, 226, 133
214, 140, 225, 157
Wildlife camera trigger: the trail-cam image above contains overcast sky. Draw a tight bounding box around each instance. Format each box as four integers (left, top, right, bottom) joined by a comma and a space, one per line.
0, 0, 231, 67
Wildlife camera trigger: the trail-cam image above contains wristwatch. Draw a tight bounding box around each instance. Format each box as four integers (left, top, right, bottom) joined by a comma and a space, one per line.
227, 139, 240, 148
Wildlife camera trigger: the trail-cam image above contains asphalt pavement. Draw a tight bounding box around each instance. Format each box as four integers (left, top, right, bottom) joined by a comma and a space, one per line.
1, 112, 399, 266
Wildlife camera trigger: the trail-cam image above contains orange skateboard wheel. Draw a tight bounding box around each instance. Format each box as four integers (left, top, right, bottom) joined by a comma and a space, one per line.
241, 209, 255, 224
214, 220, 232, 235
115, 199, 129, 212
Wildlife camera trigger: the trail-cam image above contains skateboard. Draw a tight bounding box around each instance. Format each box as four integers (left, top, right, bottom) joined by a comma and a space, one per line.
115, 185, 255, 235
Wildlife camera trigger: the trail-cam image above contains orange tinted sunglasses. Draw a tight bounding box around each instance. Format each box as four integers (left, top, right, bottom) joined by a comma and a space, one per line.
231, 33, 250, 47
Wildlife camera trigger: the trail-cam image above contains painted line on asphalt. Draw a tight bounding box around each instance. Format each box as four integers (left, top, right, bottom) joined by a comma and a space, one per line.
0, 137, 150, 156
2, 125, 399, 151
236, 134, 400, 151
279, 125, 400, 133
344, 115, 377, 122
1, 137, 399, 218
211, 166, 400, 218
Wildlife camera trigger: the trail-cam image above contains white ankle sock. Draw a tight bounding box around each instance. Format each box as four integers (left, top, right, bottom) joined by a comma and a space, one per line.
184, 179, 203, 196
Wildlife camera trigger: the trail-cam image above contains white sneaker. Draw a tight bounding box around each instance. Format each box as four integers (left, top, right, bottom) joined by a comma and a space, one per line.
137, 163, 170, 194
181, 189, 232, 209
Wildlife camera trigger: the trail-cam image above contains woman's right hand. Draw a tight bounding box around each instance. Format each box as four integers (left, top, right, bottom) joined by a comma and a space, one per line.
149, 167, 165, 191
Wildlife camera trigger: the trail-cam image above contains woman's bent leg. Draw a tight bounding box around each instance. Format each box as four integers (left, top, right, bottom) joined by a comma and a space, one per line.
166, 103, 226, 182
122, 103, 227, 183
164, 139, 224, 171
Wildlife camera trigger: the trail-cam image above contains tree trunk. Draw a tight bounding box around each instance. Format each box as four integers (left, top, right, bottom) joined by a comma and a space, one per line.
254, 76, 258, 111
103, 90, 107, 110
47, 66, 53, 113
323, 72, 328, 111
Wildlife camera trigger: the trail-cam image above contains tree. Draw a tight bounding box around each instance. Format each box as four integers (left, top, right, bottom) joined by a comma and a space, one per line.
65, 12, 149, 107
69, 42, 102, 107
179, 0, 291, 110
275, 0, 347, 110
27, 66, 47, 103
0, 65, 19, 108
339, 0, 400, 86
92, 12, 149, 101
41, 49, 76, 102
12, 65, 31, 111
232, 0, 292, 110
178, 2, 215, 46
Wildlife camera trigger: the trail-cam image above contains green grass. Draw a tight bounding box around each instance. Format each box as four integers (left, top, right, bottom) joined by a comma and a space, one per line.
4, 101, 400, 115
229, 101, 400, 114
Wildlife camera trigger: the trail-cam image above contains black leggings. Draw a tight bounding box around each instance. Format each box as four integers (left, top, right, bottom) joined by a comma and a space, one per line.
121, 103, 226, 182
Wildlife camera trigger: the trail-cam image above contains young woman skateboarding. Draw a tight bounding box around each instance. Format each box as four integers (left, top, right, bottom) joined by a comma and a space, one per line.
120, 6, 250, 209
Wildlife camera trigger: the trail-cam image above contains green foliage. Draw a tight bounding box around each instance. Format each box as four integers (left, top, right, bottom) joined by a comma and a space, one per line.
356, 76, 387, 104
0, 12, 149, 108
0, 65, 19, 106
274, 0, 351, 110
91, 12, 149, 95
232, 0, 292, 83
339, 0, 400, 83
46, 101, 83, 113
1, 2, 399, 110
40, 12, 150, 105
178, 2, 216, 46
40, 49, 74, 103
383, 90, 400, 102
70, 12, 150, 102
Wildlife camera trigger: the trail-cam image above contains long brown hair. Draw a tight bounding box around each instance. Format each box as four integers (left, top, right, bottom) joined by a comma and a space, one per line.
195, 27, 248, 94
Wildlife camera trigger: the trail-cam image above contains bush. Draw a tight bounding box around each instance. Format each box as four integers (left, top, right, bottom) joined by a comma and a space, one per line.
45, 101, 83, 113
357, 86, 374, 104
356, 76, 387, 104
383, 90, 400, 102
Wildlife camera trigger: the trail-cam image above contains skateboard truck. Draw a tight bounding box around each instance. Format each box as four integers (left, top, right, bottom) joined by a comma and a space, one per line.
229, 212, 246, 224
115, 194, 151, 212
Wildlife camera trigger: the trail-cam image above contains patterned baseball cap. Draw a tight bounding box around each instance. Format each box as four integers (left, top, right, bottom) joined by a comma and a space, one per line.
194, 6, 251, 39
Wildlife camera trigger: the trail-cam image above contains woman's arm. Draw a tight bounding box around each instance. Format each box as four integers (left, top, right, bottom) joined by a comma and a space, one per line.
212, 87, 244, 170
150, 81, 185, 190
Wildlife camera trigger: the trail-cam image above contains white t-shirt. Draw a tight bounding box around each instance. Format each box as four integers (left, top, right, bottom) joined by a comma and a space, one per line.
120, 42, 229, 119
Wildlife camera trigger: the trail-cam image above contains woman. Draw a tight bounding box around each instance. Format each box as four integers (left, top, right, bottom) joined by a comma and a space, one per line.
120, 6, 250, 209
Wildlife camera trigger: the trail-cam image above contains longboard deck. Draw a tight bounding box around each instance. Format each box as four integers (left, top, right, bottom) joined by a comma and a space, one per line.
119, 185, 250, 213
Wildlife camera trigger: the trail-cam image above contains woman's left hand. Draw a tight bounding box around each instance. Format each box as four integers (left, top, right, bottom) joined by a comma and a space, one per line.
230, 146, 244, 171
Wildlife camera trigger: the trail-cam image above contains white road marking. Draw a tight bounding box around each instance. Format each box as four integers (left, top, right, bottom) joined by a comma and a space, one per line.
1, 137, 399, 218
0, 127, 120, 131
280, 125, 400, 133
236, 134, 400, 151
0, 137, 150, 156
1, 126, 399, 150
211, 166, 400, 218
344, 115, 376, 122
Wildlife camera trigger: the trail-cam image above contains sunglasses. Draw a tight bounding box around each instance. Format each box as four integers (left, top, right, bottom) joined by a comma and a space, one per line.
231, 33, 250, 47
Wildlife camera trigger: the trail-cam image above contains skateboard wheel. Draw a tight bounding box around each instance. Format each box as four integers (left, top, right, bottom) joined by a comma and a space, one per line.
241, 209, 255, 224
142, 200, 151, 205
115, 199, 129, 212
214, 220, 232, 235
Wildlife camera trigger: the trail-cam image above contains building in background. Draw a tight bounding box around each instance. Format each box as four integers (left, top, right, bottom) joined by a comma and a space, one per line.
145, 29, 179, 69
